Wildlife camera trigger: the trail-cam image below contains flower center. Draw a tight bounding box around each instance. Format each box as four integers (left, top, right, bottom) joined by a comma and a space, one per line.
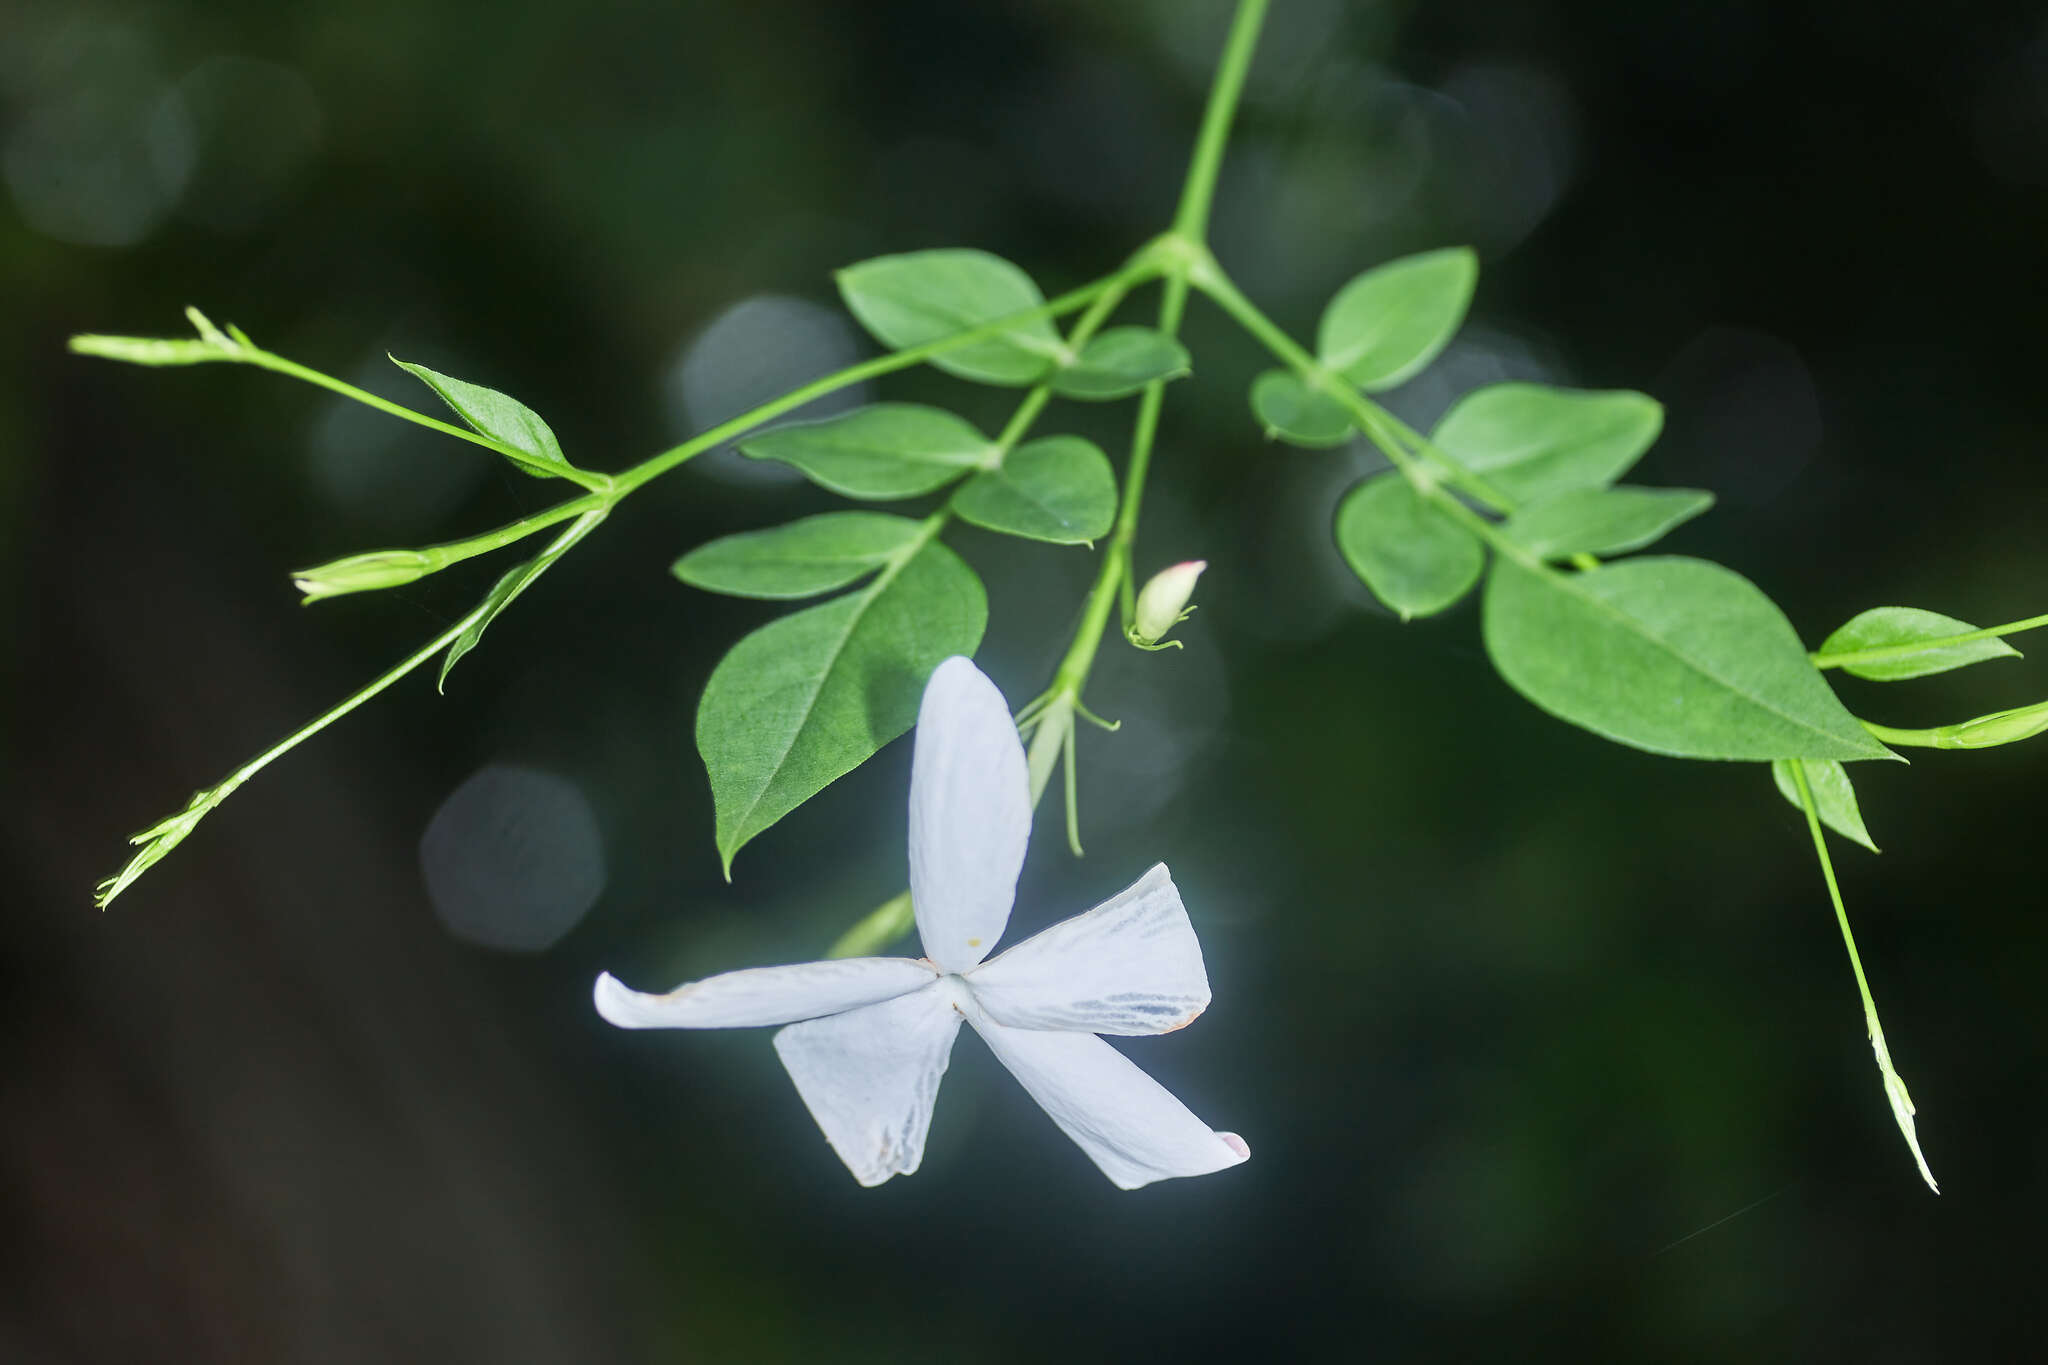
933, 972, 977, 1017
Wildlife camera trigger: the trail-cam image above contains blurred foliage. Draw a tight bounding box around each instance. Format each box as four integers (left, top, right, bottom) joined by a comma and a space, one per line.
5, 0, 2048, 1359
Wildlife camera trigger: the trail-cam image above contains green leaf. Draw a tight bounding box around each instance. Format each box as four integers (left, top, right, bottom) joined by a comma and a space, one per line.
1334, 474, 1485, 619
1818, 606, 2022, 682
738, 404, 994, 499
1432, 384, 1663, 504
1051, 327, 1191, 400
951, 436, 1116, 544
1772, 759, 1879, 852
836, 248, 1063, 386
1249, 370, 1353, 448
1501, 486, 1715, 560
1482, 555, 1894, 762
392, 358, 576, 480
1317, 247, 1478, 390
697, 538, 987, 874
441, 509, 607, 691
673, 512, 925, 600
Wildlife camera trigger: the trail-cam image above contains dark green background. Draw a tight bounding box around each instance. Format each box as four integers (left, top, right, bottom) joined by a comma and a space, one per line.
6, 0, 2046, 1359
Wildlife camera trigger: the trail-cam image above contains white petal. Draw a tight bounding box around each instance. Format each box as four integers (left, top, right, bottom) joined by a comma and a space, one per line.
908, 656, 1030, 973
774, 983, 963, 1186
593, 957, 935, 1030
969, 1015, 1249, 1190
966, 864, 1211, 1035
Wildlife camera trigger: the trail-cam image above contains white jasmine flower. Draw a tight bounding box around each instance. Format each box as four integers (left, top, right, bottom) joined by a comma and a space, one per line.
595, 656, 1250, 1189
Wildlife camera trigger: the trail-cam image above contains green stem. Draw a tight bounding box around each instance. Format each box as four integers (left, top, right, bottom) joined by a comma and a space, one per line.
1860, 720, 1942, 748
1172, 0, 1271, 241
1812, 611, 2048, 671
1186, 261, 1531, 549
993, 279, 1131, 456
1787, 760, 1939, 1192
822, 2, 1273, 949
1019, 275, 1194, 836
1194, 264, 1540, 568
610, 272, 1134, 495
1017, 6, 1271, 833
1859, 697, 2048, 751
1370, 406, 1521, 515
236, 510, 602, 782
822, 283, 1131, 949
419, 492, 610, 573
1034, 274, 1196, 748
94, 589, 495, 907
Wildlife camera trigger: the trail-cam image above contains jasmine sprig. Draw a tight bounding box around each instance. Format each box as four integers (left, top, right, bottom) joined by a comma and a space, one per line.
73, 309, 617, 493
1177, 243, 2039, 1187
65, 0, 2046, 1199
94, 598, 492, 907
80, 271, 1147, 906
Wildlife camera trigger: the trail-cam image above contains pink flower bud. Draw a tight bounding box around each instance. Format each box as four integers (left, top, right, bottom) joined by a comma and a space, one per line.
1133, 560, 1206, 645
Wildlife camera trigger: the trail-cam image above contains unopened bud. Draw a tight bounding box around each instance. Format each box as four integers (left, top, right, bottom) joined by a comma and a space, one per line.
1939, 700, 2048, 749
69, 335, 225, 366
1132, 559, 1206, 647
293, 548, 435, 603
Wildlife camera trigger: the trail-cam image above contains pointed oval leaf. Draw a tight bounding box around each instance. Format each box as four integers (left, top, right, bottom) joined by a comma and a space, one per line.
1334, 474, 1485, 619
392, 358, 574, 479
1771, 759, 1879, 852
836, 249, 1062, 386
1482, 555, 1894, 762
1249, 370, 1353, 448
698, 539, 987, 874
1051, 327, 1191, 401
1432, 383, 1663, 504
1502, 486, 1715, 560
1317, 247, 1478, 390
738, 404, 994, 499
951, 435, 1116, 544
1818, 606, 2022, 682
673, 512, 925, 600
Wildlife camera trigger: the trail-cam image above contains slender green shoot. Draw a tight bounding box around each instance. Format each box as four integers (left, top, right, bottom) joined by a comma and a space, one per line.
1788, 759, 1939, 1193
